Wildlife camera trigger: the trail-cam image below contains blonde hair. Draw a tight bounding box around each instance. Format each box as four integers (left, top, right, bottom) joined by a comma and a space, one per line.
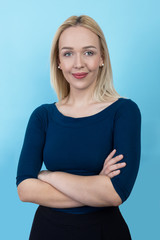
50, 15, 123, 102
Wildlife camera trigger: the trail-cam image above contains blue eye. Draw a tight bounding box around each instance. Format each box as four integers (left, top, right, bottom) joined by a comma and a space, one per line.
63, 51, 94, 57
85, 51, 94, 56
64, 52, 72, 57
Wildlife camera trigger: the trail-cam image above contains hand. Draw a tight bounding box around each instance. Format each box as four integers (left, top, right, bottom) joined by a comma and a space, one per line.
38, 170, 52, 181
99, 149, 126, 178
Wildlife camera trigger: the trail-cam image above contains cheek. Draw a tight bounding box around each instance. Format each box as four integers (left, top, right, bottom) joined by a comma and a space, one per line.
59, 56, 100, 72
89, 59, 100, 71
61, 59, 72, 71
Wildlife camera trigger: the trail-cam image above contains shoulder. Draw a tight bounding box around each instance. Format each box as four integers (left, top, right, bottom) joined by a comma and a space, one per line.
115, 97, 141, 121
118, 97, 141, 112
28, 103, 54, 127
30, 103, 53, 116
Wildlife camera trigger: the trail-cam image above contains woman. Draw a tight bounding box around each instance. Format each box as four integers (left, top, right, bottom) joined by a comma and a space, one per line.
16, 15, 141, 240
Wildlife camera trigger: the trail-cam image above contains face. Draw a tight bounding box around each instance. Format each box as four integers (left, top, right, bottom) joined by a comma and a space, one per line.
58, 26, 103, 90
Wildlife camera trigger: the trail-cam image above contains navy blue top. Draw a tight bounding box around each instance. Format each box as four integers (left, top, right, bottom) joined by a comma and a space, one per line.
16, 97, 141, 214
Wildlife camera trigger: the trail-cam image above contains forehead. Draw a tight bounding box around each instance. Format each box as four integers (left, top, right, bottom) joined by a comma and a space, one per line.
58, 26, 100, 49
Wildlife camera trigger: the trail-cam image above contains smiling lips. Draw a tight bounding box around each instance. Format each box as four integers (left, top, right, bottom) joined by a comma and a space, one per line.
72, 72, 88, 79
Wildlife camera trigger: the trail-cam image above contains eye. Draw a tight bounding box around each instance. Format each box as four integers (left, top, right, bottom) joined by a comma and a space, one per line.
85, 51, 94, 56
63, 52, 72, 57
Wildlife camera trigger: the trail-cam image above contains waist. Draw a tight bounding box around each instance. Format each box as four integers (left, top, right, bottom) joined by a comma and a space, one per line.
50, 206, 105, 214
37, 205, 120, 226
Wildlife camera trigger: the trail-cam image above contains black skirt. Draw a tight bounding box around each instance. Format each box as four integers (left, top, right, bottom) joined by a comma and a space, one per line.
29, 205, 132, 240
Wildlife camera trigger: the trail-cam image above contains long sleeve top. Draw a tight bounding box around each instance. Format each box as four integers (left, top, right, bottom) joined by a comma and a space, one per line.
16, 97, 141, 214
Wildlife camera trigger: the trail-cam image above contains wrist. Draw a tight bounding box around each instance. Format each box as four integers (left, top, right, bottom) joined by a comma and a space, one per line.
38, 170, 52, 182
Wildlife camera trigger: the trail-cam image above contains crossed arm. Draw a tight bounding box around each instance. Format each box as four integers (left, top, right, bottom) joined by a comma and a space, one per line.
17, 150, 125, 208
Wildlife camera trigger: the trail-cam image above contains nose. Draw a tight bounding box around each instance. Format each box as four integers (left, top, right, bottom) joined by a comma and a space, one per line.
74, 53, 84, 69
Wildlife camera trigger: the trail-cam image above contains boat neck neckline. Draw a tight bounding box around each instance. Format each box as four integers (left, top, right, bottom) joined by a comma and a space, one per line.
52, 97, 125, 121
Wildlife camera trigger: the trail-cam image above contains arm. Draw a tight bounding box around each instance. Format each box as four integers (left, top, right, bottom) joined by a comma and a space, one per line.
37, 149, 126, 207
38, 99, 141, 206
32, 149, 125, 207
17, 178, 85, 208
16, 106, 85, 208
110, 99, 141, 203
38, 171, 122, 207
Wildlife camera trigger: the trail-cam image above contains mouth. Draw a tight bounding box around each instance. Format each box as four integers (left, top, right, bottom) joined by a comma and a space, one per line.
72, 72, 88, 79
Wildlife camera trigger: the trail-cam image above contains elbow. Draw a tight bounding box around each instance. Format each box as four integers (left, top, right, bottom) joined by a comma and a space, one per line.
17, 180, 30, 202
18, 192, 26, 202
103, 190, 123, 207
112, 197, 122, 207
17, 184, 26, 202
111, 193, 123, 207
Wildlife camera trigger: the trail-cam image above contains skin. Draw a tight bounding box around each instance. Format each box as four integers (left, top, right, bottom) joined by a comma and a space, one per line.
58, 25, 104, 107
17, 26, 126, 207
37, 151, 126, 207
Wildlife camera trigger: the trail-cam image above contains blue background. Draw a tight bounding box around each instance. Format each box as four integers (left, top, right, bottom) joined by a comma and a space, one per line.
1, 0, 159, 239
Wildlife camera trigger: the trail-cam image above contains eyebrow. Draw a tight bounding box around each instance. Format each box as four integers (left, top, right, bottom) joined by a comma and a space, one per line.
61, 46, 97, 51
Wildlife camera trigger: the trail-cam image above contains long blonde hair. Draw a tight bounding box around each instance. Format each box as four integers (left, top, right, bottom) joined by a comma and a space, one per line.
50, 15, 123, 102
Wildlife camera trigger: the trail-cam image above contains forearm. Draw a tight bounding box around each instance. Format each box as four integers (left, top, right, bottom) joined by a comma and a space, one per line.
39, 172, 122, 207
17, 178, 86, 208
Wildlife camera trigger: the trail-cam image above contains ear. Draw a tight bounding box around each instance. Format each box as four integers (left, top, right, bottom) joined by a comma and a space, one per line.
57, 56, 61, 69
99, 59, 104, 67
99, 54, 104, 67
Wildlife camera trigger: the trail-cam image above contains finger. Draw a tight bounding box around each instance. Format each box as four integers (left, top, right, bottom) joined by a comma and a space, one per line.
108, 170, 121, 178
102, 161, 126, 175
106, 149, 117, 161
107, 154, 124, 166
106, 162, 126, 173
104, 149, 116, 165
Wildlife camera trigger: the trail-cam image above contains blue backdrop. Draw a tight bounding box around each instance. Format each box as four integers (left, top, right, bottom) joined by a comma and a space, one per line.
1, 0, 159, 239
